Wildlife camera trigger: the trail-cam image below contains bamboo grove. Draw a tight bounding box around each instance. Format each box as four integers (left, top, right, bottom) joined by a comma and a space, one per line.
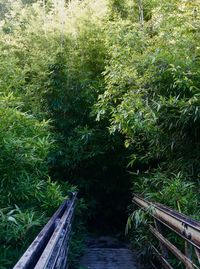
0, 0, 200, 268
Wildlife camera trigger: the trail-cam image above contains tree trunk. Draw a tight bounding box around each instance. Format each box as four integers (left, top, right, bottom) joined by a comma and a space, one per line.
137, 0, 144, 28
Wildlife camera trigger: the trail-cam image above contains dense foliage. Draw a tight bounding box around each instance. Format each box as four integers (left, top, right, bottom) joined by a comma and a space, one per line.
0, 0, 200, 268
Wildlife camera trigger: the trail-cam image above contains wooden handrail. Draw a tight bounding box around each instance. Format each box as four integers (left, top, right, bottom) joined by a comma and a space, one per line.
133, 194, 200, 269
13, 192, 77, 269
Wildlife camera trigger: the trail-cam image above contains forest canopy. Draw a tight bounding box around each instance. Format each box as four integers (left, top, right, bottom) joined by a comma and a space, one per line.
0, 0, 200, 268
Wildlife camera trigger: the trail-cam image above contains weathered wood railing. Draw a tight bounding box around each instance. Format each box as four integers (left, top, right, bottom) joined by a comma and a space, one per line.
13, 192, 77, 269
133, 194, 200, 269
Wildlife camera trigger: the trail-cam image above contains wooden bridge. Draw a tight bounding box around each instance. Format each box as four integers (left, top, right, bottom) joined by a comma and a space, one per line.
13, 193, 200, 269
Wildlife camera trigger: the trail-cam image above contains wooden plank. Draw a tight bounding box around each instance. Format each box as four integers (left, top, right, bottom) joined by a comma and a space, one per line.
13, 192, 77, 269
34, 198, 75, 269
133, 194, 200, 250
150, 226, 198, 269
133, 194, 200, 269
13, 201, 68, 269
152, 246, 174, 269
45, 217, 72, 268
81, 248, 139, 269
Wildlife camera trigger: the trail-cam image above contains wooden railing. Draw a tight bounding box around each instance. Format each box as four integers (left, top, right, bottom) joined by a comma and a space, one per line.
13, 192, 77, 269
133, 194, 200, 269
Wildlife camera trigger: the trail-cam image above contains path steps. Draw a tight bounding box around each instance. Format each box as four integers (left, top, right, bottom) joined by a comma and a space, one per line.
80, 236, 140, 269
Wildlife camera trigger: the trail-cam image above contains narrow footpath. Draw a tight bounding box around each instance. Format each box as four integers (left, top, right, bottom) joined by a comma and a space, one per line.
80, 236, 140, 269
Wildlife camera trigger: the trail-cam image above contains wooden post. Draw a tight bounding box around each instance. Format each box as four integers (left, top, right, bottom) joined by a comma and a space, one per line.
154, 219, 169, 259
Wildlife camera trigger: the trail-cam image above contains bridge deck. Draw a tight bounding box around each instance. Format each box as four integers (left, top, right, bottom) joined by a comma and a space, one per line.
80, 236, 140, 269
